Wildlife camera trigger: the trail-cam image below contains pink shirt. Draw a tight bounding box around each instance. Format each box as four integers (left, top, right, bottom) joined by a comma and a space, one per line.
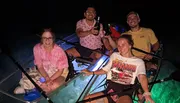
76, 19, 105, 50
33, 43, 69, 77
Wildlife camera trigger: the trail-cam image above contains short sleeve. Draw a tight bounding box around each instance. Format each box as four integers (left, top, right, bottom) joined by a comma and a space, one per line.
148, 29, 158, 45
57, 47, 69, 70
102, 53, 115, 72
33, 44, 42, 66
136, 60, 146, 77
76, 20, 82, 30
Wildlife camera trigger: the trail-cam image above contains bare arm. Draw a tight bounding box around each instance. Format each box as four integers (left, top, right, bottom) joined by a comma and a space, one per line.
81, 69, 107, 76
104, 35, 117, 49
76, 28, 91, 37
102, 37, 113, 51
37, 65, 49, 79
76, 27, 99, 38
138, 74, 149, 93
93, 69, 107, 75
144, 41, 160, 60
152, 41, 160, 52
50, 68, 67, 80
138, 74, 154, 103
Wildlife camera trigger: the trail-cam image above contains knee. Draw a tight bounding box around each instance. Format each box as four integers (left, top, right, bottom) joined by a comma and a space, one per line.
66, 48, 73, 55
117, 95, 132, 103
51, 82, 62, 90
84, 95, 90, 100
66, 48, 80, 57
94, 53, 102, 59
52, 77, 65, 89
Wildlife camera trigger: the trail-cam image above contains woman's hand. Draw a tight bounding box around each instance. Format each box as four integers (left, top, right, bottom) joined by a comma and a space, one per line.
145, 95, 155, 103
47, 79, 54, 86
81, 69, 93, 76
44, 76, 53, 86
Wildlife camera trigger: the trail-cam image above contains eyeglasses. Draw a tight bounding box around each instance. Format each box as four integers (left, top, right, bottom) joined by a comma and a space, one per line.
42, 37, 53, 40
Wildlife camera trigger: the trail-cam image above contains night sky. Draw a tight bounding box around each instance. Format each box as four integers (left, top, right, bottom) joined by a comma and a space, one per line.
1, 1, 179, 35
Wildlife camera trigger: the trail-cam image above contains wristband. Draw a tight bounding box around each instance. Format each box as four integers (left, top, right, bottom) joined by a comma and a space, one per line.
143, 92, 151, 97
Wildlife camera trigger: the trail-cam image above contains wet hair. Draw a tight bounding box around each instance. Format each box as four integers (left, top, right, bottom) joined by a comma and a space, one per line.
126, 11, 140, 19
40, 28, 56, 43
118, 34, 134, 46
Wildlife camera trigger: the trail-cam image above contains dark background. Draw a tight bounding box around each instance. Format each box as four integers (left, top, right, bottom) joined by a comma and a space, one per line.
1, 0, 180, 67
0, 1, 180, 102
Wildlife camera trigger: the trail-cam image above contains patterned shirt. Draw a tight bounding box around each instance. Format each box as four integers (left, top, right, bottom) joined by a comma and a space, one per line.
76, 19, 105, 50
33, 43, 68, 77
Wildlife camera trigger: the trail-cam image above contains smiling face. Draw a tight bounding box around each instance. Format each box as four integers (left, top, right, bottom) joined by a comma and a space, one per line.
117, 38, 132, 56
84, 7, 96, 21
127, 13, 140, 28
41, 31, 54, 48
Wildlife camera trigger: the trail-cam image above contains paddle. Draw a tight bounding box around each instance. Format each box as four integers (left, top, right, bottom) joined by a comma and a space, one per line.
54, 35, 163, 59
132, 47, 163, 60
0, 46, 53, 103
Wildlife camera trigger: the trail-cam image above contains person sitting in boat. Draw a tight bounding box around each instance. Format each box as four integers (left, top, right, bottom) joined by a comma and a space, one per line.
81, 35, 154, 103
33, 28, 69, 93
124, 11, 160, 63
14, 28, 69, 94
106, 11, 160, 69
66, 6, 113, 62
124, 11, 161, 102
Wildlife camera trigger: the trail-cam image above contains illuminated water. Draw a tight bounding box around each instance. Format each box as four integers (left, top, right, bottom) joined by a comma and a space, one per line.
1, 34, 180, 103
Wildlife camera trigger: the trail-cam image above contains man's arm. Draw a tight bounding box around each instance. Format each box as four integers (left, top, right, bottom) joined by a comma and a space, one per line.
76, 28, 98, 38
76, 28, 91, 37
102, 37, 113, 52
104, 35, 117, 49
152, 41, 160, 52
149, 29, 160, 52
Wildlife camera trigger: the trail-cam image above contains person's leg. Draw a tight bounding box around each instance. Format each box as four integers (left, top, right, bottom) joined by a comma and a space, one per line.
74, 45, 99, 62
84, 92, 108, 103
145, 62, 157, 70
90, 51, 102, 63
116, 95, 132, 103
66, 47, 81, 57
40, 76, 65, 94
50, 76, 65, 91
